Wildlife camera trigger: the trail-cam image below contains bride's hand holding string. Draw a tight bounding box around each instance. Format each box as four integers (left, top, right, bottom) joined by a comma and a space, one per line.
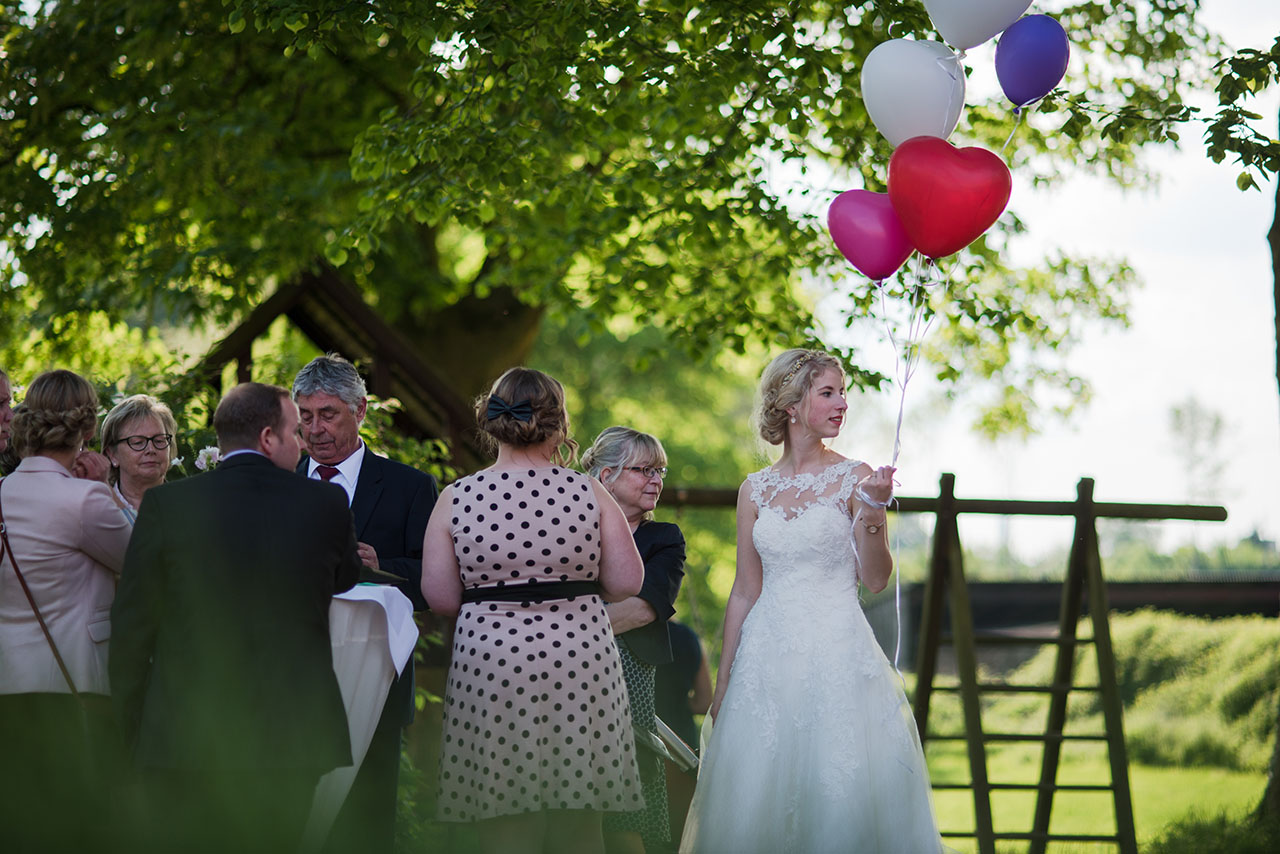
854, 465, 896, 593
856, 465, 897, 508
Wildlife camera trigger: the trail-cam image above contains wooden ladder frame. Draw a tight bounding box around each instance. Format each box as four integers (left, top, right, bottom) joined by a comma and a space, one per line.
913, 475, 1139, 854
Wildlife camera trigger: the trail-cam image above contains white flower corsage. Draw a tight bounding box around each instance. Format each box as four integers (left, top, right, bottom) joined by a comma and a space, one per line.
194, 446, 221, 471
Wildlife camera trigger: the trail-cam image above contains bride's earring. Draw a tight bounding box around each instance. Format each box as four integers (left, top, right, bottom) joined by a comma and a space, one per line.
790, 415, 796, 424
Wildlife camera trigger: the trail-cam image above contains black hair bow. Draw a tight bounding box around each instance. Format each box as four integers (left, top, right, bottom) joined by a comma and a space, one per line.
486, 394, 533, 423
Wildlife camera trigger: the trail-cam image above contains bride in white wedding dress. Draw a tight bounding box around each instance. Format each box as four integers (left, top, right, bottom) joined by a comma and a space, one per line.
680, 349, 948, 854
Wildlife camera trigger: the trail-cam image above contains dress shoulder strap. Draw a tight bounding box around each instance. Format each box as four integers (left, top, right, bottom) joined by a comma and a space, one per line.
833, 458, 866, 508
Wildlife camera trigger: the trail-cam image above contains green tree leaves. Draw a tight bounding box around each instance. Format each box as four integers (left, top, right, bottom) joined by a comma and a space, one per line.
0, 1, 1262, 419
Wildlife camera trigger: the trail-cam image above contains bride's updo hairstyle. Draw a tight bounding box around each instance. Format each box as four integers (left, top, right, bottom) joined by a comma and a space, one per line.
11, 369, 100, 458
475, 367, 579, 466
755, 348, 844, 445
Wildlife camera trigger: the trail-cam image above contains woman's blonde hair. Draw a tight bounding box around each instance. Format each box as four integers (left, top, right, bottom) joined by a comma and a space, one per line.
582, 426, 668, 521
474, 367, 578, 466
101, 394, 180, 485
754, 348, 844, 445
10, 370, 100, 458
582, 426, 667, 483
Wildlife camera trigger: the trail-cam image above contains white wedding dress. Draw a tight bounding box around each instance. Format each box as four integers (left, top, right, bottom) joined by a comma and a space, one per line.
680, 459, 947, 854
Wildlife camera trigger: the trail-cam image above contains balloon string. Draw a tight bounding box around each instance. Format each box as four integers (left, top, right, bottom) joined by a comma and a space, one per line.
874, 261, 937, 681
892, 503, 906, 686
850, 492, 907, 686
880, 266, 936, 468
1001, 105, 1025, 154
891, 294, 933, 468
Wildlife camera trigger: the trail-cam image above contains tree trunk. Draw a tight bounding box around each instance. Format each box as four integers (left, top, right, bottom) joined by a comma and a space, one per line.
1273, 114, 1280, 412
410, 286, 545, 403
1258, 107, 1280, 821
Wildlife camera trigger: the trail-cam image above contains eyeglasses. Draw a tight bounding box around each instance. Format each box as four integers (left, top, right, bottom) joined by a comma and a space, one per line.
625, 465, 668, 480
116, 433, 173, 451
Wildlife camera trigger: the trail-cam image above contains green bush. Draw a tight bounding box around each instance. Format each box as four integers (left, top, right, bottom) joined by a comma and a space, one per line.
1143, 811, 1280, 854
996, 610, 1280, 771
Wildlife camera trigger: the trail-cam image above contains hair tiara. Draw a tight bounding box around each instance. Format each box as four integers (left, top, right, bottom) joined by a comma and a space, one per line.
780, 352, 816, 387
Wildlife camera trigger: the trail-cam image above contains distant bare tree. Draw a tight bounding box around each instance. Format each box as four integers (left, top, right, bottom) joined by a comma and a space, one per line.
1168, 396, 1228, 504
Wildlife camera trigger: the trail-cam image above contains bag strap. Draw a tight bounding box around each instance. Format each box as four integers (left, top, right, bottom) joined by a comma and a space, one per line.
105, 483, 131, 516
0, 478, 83, 699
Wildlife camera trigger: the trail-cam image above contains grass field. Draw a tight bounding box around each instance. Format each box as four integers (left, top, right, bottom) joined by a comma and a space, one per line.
914, 609, 1279, 853
925, 742, 1267, 853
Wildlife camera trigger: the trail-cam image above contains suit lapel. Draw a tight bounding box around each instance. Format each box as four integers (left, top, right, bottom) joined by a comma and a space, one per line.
351, 450, 383, 538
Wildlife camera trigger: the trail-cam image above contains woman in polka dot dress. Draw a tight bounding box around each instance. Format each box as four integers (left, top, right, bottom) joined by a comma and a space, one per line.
422, 367, 646, 854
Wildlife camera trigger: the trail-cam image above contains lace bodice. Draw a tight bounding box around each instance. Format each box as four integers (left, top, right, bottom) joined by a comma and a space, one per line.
748, 457, 863, 521
748, 458, 865, 592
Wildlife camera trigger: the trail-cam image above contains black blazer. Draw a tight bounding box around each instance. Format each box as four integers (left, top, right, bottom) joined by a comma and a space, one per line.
110, 453, 361, 773
619, 520, 686, 666
298, 449, 438, 611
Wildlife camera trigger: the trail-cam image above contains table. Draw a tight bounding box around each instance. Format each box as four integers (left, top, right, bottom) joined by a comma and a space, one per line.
301, 584, 416, 852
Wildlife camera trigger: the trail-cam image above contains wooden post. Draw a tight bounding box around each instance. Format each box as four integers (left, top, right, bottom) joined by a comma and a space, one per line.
1029, 477, 1092, 854
944, 490, 996, 854
912, 474, 953, 737
1085, 493, 1139, 854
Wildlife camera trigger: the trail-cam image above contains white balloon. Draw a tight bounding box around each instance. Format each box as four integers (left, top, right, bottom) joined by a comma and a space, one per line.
923, 0, 1033, 51
860, 39, 965, 148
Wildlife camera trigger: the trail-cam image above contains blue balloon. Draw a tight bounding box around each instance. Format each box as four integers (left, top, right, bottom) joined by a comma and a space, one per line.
995, 14, 1070, 107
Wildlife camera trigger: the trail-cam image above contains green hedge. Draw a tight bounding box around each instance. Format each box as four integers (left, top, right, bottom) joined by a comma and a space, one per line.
1005, 610, 1280, 771
1144, 812, 1280, 854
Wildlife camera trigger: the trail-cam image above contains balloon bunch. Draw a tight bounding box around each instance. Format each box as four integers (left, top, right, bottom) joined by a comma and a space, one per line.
825, 3, 1071, 470
829, 7, 1067, 669
830, 2, 1070, 283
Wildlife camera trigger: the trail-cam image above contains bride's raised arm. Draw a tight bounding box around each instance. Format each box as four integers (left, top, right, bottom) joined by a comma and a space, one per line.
850, 462, 894, 594
709, 478, 764, 721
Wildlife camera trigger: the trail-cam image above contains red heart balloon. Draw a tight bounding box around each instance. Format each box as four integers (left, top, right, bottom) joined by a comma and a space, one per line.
887, 136, 1012, 258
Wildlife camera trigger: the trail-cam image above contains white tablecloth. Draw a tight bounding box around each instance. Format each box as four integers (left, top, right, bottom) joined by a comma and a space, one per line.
302, 584, 417, 852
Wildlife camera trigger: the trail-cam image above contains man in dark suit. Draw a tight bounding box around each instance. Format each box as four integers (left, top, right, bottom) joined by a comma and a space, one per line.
110, 382, 361, 854
292, 353, 438, 854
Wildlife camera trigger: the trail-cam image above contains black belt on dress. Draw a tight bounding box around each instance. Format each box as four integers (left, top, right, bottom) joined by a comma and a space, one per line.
461, 580, 601, 604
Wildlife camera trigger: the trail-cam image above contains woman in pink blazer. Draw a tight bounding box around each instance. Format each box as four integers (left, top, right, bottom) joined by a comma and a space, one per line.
0, 369, 133, 851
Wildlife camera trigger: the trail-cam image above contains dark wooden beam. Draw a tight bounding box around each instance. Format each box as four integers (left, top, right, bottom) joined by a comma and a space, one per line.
192, 277, 309, 388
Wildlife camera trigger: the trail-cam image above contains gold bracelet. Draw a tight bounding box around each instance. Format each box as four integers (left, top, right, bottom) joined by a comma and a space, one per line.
861, 516, 887, 535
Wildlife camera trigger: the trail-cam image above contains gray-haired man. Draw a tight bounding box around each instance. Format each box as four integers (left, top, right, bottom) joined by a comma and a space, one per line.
293, 353, 438, 854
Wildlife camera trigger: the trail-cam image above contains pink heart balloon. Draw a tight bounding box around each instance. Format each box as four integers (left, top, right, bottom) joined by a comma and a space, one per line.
827, 190, 916, 281
888, 136, 1012, 258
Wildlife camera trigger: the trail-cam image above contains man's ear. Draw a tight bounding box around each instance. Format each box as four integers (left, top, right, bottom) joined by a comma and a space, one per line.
355, 396, 368, 423
257, 425, 275, 455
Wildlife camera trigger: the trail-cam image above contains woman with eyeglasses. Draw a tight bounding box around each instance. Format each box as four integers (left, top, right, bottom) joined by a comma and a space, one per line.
583, 426, 686, 854
101, 394, 178, 524
0, 370, 133, 851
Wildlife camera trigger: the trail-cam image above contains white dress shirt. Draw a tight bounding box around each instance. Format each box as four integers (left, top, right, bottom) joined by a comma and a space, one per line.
307, 441, 365, 507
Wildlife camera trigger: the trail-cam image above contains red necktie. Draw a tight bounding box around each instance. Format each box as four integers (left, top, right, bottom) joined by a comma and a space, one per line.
316, 465, 340, 482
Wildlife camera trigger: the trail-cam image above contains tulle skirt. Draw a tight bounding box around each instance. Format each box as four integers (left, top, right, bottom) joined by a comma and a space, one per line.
680, 595, 946, 854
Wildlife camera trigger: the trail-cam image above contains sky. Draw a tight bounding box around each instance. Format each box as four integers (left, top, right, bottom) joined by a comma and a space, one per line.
824, 2, 1280, 560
